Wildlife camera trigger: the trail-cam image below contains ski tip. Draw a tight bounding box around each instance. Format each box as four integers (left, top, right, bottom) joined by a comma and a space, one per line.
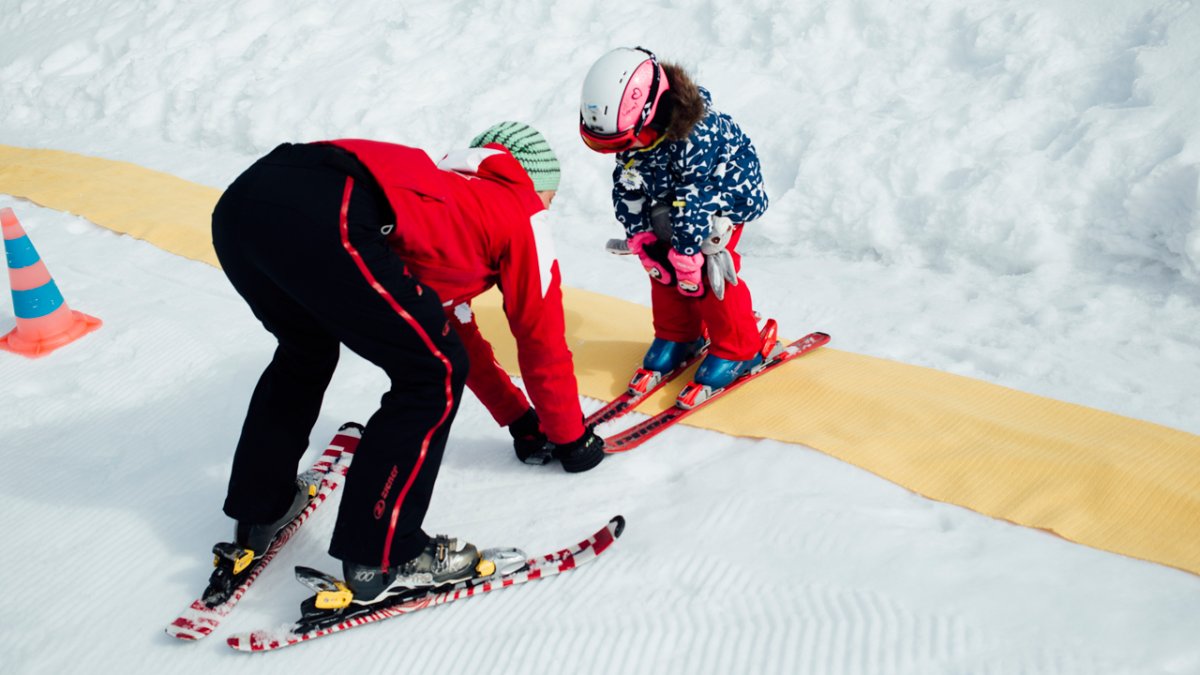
338, 421, 365, 434
610, 515, 626, 538
799, 331, 831, 348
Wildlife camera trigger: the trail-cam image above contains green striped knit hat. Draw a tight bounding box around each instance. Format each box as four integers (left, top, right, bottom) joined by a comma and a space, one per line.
469, 121, 560, 192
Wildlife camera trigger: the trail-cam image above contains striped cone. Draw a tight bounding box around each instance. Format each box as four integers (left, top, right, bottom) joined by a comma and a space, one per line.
1, 207, 101, 357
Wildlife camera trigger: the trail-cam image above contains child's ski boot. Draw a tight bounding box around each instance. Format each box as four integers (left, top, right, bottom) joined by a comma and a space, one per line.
629, 336, 706, 395
677, 319, 778, 409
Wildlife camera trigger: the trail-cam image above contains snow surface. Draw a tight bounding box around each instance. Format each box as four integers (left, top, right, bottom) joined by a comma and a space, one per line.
2, 1, 1199, 673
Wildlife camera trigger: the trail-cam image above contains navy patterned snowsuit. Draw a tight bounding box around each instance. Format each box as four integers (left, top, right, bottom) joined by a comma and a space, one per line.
608, 87, 769, 361
611, 87, 768, 255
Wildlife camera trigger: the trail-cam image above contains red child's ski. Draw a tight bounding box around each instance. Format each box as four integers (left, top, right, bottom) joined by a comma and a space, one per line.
584, 341, 709, 428
166, 423, 361, 641
604, 332, 830, 454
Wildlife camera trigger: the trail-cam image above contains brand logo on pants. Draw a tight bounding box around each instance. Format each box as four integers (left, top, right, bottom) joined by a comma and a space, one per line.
374, 465, 400, 520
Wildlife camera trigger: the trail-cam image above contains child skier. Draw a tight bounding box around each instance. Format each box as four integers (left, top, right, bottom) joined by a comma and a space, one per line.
579, 47, 771, 402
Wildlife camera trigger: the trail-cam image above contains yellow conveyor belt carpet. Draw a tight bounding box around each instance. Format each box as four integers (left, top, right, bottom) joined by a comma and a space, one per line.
3, 144, 1198, 576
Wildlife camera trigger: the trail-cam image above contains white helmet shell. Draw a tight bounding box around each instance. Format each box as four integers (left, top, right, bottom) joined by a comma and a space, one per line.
580, 47, 669, 136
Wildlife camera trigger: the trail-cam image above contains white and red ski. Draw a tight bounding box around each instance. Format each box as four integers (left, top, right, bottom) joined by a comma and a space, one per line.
226, 515, 625, 652
166, 423, 361, 641
604, 332, 830, 454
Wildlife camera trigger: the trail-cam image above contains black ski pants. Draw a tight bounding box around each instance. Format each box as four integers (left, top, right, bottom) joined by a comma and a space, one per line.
211, 142, 468, 568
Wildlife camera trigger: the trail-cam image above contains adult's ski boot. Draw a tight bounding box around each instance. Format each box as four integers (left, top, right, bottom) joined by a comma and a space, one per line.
343, 535, 481, 606
203, 476, 319, 607
294, 535, 527, 632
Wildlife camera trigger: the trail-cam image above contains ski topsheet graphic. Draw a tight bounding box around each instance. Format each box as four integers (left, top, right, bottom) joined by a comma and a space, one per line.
227, 516, 625, 652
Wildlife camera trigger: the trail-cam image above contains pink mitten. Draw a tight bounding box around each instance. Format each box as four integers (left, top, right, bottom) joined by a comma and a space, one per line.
668, 249, 705, 297
627, 232, 672, 285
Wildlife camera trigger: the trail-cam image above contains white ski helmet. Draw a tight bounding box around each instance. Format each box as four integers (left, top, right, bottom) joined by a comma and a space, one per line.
579, 47, 670, 153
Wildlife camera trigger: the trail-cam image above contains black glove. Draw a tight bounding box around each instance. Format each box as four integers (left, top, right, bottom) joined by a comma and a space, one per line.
508, 407, 552, 465
551, 429, 605, 473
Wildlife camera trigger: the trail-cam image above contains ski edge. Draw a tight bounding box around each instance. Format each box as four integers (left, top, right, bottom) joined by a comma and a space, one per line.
226, 515, 626, 652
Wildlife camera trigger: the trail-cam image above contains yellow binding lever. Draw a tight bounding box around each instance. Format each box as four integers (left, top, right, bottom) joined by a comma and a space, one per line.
476, 558, 497, 577
315, 581, 354, 610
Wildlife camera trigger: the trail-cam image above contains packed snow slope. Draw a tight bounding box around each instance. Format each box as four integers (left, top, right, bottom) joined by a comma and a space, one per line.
2, 1, 1199, 674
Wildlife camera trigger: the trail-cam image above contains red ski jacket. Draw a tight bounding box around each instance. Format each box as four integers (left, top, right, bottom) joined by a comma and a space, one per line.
325, 139, 584, 445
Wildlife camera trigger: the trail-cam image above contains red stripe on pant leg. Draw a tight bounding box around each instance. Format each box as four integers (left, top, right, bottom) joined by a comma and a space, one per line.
336, 176, 456, 570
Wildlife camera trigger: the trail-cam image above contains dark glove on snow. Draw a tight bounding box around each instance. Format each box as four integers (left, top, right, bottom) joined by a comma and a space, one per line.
552, 429, 605, 473
508, 407, 552, 465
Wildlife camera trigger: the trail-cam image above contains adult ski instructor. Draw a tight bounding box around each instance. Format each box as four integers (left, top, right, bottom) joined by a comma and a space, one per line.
208, 122, 603, 609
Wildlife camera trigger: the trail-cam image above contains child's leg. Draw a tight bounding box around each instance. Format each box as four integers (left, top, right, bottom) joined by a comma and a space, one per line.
650, 275, 703, 342
698, 225, 762, 360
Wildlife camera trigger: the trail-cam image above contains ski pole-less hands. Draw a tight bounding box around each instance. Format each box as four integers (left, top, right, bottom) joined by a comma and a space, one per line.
623, 216, 738, 298
551, 428, 605, 473
624, 234, 725, 299
667, 249, 705, 297
626, 231, 673, 285
511, 407, 605, 473
508, 407, 551, 465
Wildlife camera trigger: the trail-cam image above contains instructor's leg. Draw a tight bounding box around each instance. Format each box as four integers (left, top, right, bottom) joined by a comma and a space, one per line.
243, 171, 469, 569
323, 204, 469, 569
212, 186, 340, 525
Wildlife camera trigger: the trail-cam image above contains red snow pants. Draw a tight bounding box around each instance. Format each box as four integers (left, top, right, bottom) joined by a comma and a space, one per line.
648, 225, 761, 361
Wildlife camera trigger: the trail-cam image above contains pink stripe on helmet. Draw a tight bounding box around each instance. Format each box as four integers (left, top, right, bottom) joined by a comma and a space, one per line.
617, 60, 661, 133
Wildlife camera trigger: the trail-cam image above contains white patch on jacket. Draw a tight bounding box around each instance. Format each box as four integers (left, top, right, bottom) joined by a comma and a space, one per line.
437, 146, 555, 298
453, 302, 473, 325
436, 147, 502, 174
529, 210, 556, 299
